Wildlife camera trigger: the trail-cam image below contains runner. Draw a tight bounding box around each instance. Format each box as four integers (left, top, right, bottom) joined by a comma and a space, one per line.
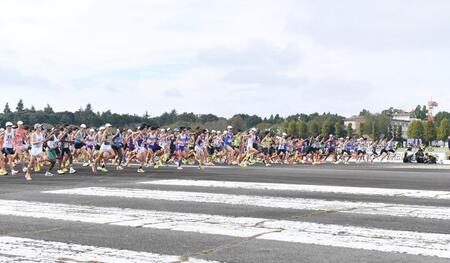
25, 124, 46, 181
92, 123, 115, 173
2, 122, 18, 176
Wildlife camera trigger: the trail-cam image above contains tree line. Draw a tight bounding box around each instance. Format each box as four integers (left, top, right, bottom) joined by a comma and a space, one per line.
1, 100, 449, 141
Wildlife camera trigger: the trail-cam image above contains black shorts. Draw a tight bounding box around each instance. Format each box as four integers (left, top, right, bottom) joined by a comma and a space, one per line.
95, 145, 101, 151
278, 149, 287, 154
60, 147, 71, 157
357, 150, 366, 155
112, 145, 122, 151
341, 150, 351, 155
262, 147, 269, 155
74, 142, 84, 149
2, 148, 15, 156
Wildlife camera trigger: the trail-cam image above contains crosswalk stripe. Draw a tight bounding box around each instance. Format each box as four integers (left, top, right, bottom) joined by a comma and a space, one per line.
140, 179, 450, 200
0, 236, 218, 263
44, 187, 450, 220
0, 200, 448, 258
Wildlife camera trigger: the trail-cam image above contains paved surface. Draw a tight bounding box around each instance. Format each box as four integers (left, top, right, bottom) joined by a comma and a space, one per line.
0, 164, 449, 262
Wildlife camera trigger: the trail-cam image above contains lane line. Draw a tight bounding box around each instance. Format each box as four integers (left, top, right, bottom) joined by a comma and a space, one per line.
139, 179, 450, 200
44, 187, 450, 220
0, 200, 448, 258
0, 236, 219, 263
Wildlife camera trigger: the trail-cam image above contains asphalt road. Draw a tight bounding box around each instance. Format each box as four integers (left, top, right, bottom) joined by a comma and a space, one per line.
0, 163, 449, 263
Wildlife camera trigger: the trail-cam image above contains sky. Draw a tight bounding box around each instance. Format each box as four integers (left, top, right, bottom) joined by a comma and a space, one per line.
1, 0, 450, 118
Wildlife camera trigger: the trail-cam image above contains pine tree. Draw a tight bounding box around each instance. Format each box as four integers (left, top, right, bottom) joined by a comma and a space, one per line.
3, 103, 11, 114
16, 99, 24, 112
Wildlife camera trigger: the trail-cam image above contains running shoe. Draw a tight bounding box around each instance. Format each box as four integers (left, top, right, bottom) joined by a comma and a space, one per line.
57, 169, 65, 175
25, 174, 32, 181
137, 168, 145, 173
11, 169, 19, 176
99, 167, 108, 172
82, 162, 90, 167
116, 166, 123, 171
177, 166, 183, 170
45, 171, 54, 177
69, 167, 77, 174
0, 170, 7, 176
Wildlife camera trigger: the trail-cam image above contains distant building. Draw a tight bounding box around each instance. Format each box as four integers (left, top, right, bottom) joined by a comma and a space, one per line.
391, 111, 419, 139
344, 116, 366, 134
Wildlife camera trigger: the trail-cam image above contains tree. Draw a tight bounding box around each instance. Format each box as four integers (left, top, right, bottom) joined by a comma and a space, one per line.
16, 99, 24, 113
437, 118, 450, 141
321, 120, 332, 137
334, 122, 342, 137
3, 103, 11, 114
423, 120, 436, 143
230, 115, 246, 131
308, 120, 319, 137
395, 125, 403, 141
298, 121, 308, 138
44, 104, 54, 114
408, 120, 424, 139
414, 105, 428, 120
370, 122, 377, 140
346, 123, 353, 138
287, 120, 299, 137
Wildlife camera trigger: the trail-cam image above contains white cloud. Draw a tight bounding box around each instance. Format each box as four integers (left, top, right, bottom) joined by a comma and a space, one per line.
0, 0, 449, 118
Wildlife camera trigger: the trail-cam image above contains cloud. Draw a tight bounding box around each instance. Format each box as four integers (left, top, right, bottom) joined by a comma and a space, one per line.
0, 67, 51, 88
0, 0, 449, 118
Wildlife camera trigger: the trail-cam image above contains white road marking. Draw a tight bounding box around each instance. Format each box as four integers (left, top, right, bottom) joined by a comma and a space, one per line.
44, 187, 450, 220
0, 200, 448, 258
0, 236, 219, 263
140, 179, 450, 200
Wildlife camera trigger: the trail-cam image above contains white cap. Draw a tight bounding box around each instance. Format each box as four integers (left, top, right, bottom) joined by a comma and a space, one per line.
99, 126, 105, 131
17, 121, 23, 126
34, 123, 42, 129
80, 124, 87, 128
160, 128, 166, 132
251, 127, 257, 132
5, 122, 13, 127
217, 131, 222, 134
282, 132, 287, 136
89, 128, 95, 132
127, 129, 133, 133
105, 123, 112, 127
227, 125, 233, 129
211, 130, 216, 133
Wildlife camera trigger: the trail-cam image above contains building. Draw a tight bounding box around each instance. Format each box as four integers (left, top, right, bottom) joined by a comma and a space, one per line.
344, 116, 366, 134
391, 111, 419, 139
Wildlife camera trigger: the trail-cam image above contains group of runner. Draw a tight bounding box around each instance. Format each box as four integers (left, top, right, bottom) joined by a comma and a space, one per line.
0, 121, 398, 180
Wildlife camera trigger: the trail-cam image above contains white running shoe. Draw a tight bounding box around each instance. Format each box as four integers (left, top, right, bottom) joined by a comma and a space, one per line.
82, 162, 90, 167
177, 166, 183, 170
22, 167, 28, 173
45, 171, 54, 177
69, 167, 77, 174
